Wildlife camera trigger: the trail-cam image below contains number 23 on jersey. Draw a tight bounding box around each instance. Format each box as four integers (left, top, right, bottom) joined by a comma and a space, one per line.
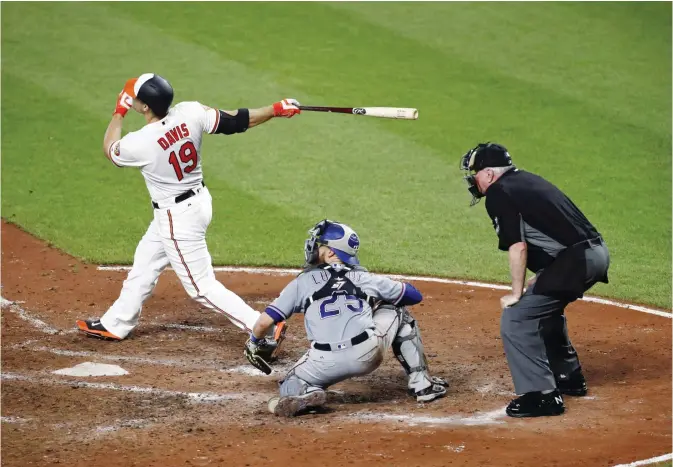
319, 292, 364, 319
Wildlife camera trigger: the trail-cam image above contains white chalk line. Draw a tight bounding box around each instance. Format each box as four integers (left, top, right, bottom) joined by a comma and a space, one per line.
3, 367, 667, 466
1, 416, 32, 424
94, 418, 149, 434
0, 371, 244, 403
348, 406, 507, 427
3, 270, 668, 464
159, 323, 221, 333
612, 453, 673, 467
96, 266, 672, 466
1, 297, 61, 334
97, 265, 672, 319
12, 343, 290, 375
24, 345, 214, 368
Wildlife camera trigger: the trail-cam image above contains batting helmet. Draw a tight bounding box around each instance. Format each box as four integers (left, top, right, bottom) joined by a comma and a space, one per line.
304, 219, 361, 266
133, 73, 174, 118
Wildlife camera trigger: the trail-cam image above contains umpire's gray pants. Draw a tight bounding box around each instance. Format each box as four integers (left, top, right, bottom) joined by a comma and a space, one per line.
501, 243, 610, 395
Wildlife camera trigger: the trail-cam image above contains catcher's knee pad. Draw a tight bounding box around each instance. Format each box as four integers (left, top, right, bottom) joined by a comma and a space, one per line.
392, 308, 428, 375
279, 374, 315, 397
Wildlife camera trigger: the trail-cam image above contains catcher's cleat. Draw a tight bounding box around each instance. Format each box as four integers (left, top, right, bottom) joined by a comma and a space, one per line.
269, 321, 288, 361
556, 368, 588, 397
76, 319, 122, 341
411, 383, 447, 403
430, 376, 449, 388
506, 390, 565, 418
269, 390, 327, 417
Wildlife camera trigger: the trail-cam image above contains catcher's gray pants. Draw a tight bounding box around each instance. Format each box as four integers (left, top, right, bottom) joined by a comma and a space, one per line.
279, 306, 432, 397
501, 243, 610, 394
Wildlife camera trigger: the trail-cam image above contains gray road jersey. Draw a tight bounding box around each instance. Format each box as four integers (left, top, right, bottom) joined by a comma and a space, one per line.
268, 263, 405, 343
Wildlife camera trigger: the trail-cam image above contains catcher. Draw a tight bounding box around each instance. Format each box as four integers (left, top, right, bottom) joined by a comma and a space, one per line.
244, 220, 447, 417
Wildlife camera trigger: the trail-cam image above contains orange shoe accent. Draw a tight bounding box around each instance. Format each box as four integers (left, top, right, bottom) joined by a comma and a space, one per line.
76, 320, 122, 340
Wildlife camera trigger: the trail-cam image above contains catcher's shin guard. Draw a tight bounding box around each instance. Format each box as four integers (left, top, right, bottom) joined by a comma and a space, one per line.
391, 309, 446, 400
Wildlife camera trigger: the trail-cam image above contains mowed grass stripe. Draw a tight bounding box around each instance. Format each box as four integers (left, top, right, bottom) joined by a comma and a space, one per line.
105, 2, 673, 306
333, 2, 671, 135
1, 3, 670, 306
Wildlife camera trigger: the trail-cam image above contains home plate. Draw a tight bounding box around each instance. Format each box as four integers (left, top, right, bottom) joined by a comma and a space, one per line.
52, 362, 129, 377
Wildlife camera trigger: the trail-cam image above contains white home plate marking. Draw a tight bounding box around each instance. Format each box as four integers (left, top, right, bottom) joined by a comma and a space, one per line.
52, 362, 129, 377
1, 372, 245, 403
350, 407, 507, 426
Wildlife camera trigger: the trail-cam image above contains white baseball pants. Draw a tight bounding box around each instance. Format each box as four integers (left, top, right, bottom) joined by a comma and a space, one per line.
100, 187, 260, 339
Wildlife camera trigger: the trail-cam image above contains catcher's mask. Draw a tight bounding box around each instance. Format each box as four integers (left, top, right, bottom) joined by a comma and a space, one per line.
459, 142, 514, 206
304, 219, 360, 266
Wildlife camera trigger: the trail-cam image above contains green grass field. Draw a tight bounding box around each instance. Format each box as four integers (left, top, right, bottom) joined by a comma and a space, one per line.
2, 2, 671, 307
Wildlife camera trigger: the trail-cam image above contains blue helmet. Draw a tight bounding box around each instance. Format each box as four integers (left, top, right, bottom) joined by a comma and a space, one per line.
304, 219, 360, 266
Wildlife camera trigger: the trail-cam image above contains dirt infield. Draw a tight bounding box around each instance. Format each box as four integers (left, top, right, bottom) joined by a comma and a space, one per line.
2, 221, 671, 467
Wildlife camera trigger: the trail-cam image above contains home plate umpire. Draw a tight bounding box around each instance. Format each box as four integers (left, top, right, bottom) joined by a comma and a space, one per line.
460, 142, 610, 418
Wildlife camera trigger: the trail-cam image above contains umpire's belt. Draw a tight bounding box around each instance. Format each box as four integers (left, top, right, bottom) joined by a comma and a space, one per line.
573, 235, 604, 249
311, 330, 371, 352
152, 182, 205, 209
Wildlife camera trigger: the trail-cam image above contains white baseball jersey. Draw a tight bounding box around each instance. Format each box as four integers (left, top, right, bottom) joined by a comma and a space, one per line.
108, 101, 221, 201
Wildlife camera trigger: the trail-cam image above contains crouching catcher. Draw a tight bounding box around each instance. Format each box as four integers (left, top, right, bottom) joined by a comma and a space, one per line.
244, 219, 447, 416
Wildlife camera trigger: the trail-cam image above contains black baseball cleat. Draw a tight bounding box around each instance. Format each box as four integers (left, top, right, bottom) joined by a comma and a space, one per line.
410, 382, 448, 402
556, 367, 588, 396
430, 376, 449, 388
76, 319, 122, 341
506, 390, 565, 418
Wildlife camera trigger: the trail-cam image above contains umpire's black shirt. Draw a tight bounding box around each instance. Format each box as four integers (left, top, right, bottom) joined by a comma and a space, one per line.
485, 169, 602, 297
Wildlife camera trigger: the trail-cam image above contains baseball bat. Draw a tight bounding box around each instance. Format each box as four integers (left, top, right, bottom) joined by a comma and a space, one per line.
298, 106, 418, 120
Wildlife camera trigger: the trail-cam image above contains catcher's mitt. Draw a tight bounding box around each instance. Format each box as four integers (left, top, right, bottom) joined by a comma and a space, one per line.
244, 338, 277, 375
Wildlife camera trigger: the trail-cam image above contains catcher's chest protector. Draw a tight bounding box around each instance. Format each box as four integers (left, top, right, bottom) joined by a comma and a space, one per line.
303, 264, 370, 311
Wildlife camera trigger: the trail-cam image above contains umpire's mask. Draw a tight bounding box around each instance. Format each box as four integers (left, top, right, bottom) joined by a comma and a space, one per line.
304, 219, 360, 266
459, 142, 514, 206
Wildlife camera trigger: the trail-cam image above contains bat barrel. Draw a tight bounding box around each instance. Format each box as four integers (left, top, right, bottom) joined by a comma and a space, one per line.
298, 106, 418, 120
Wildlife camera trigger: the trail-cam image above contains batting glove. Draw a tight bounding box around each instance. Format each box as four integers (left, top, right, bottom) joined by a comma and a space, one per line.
113, 78, 137, 117
272, 98, 301, 118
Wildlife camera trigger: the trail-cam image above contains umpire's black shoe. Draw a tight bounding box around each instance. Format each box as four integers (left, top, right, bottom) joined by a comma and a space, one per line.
556, 368, 588, 396
506, 390, 565, 418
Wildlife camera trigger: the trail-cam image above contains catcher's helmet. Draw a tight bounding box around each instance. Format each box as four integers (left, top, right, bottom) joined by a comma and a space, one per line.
459, 142, 514, 206
133, 73, 174, 118
304, 219, 360, 266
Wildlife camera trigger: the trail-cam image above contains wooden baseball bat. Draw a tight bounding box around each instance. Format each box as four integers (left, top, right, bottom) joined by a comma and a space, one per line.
298, 106, 418, 120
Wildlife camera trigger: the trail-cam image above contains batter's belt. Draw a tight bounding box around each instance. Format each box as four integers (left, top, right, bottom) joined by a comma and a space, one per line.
152, 181, 206, 209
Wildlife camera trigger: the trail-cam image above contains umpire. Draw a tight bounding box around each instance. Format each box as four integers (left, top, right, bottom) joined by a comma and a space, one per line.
459, 142, 610, 418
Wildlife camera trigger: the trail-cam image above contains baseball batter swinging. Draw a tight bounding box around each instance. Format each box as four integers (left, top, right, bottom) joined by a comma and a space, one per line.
77, 73, 300, 352
244, 220, 447, 417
